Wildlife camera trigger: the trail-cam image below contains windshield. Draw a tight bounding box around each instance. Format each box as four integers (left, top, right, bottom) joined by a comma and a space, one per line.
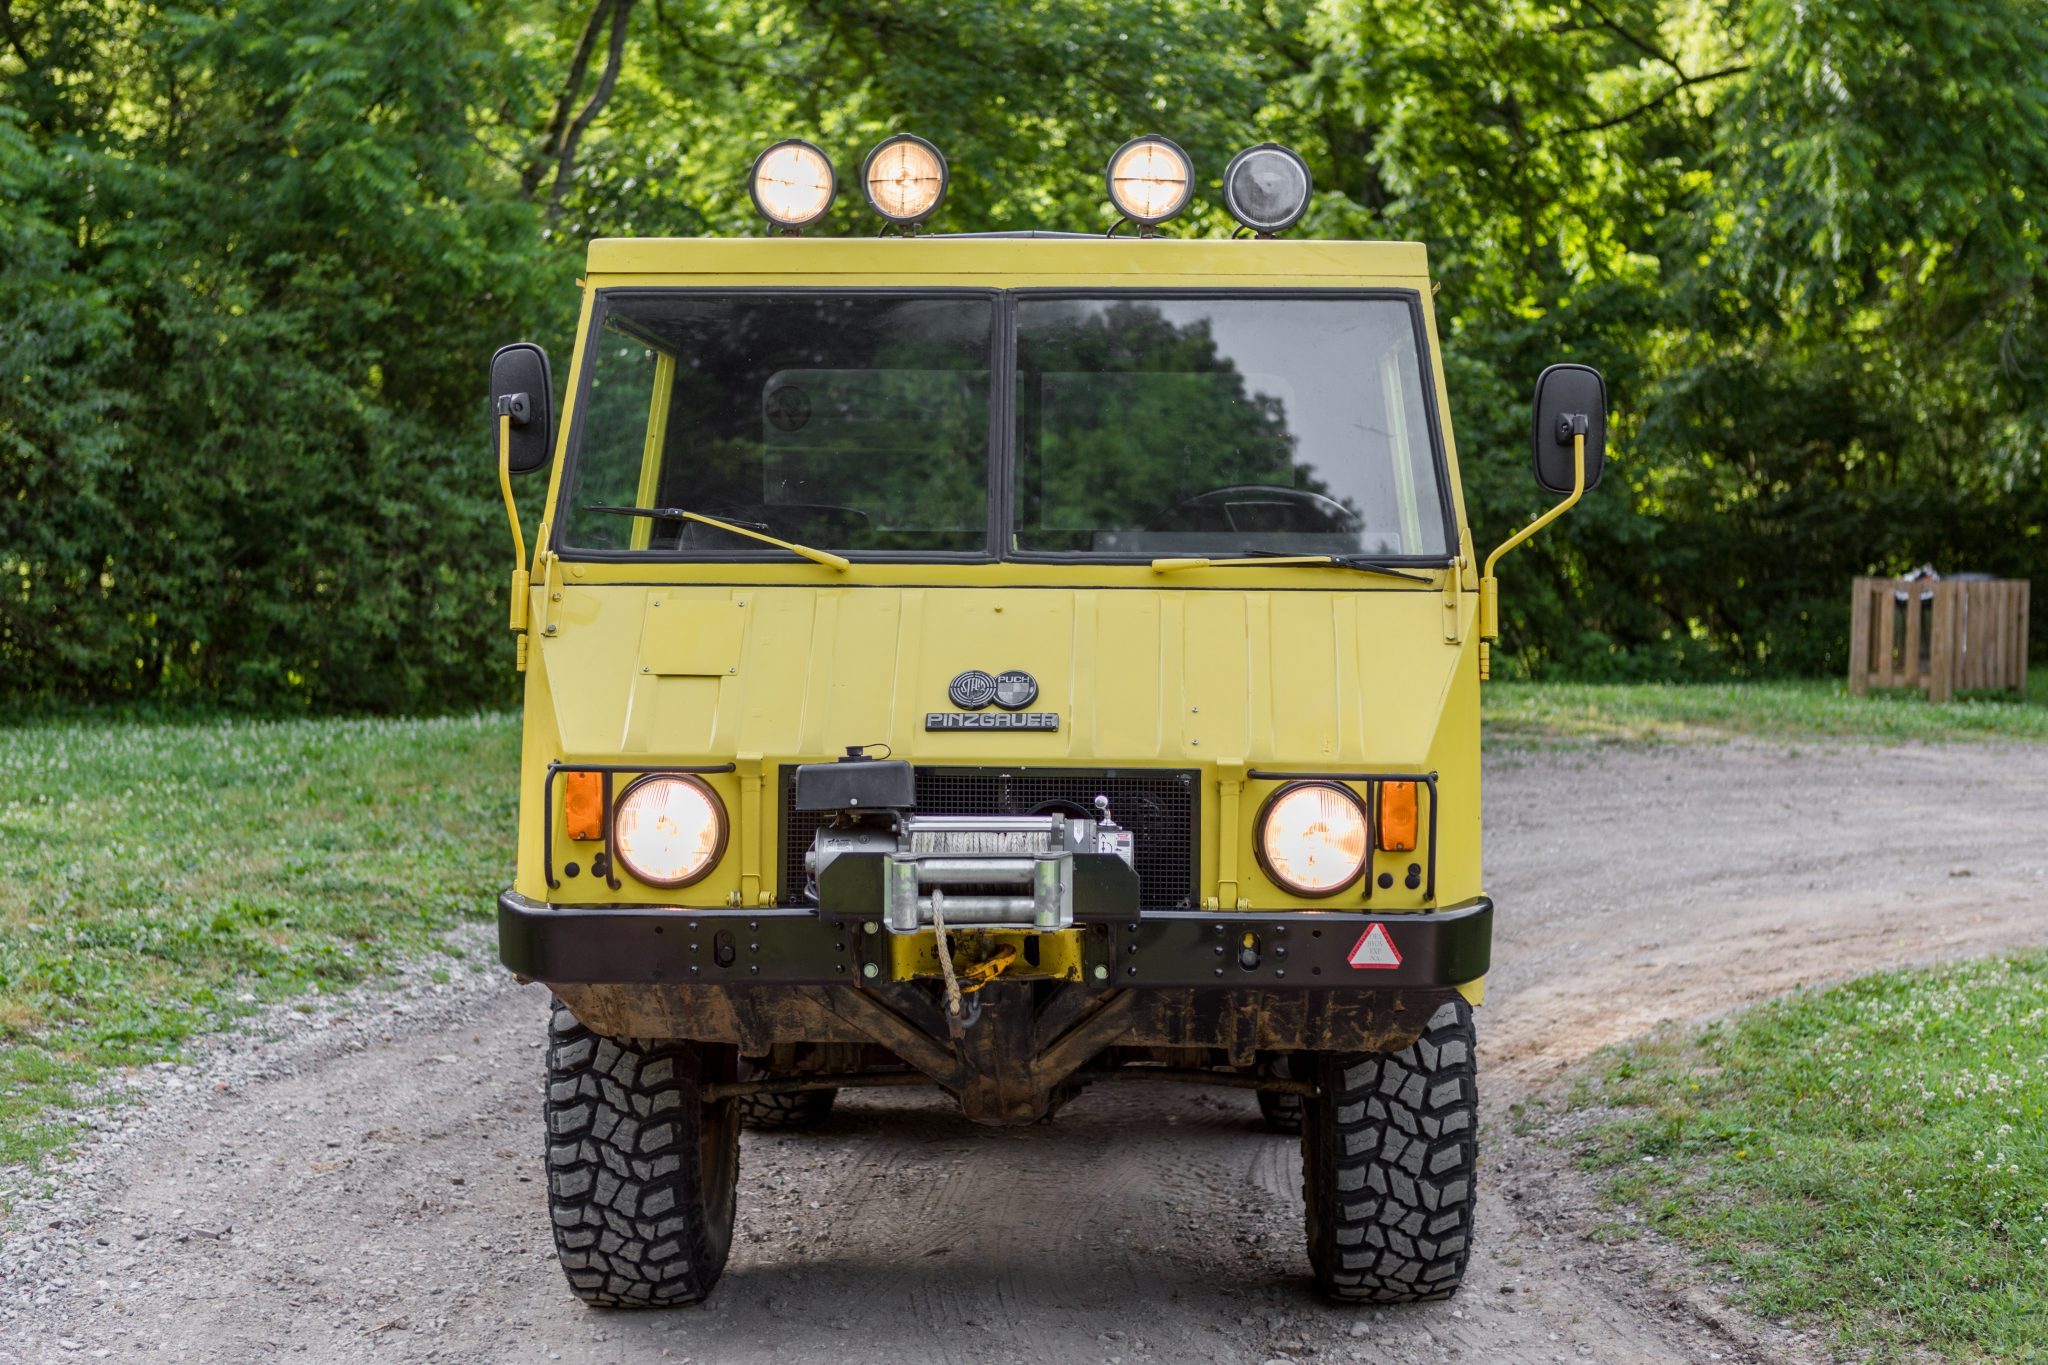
557, 290, 1451, 562
560, 292, 994, 555
1013, 295, 1449, 558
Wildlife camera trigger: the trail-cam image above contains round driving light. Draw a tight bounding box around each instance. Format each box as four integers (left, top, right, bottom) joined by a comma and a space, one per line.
1106, 134, 1194, 227
613, 774, 728, 889
1222, 143, 1312, 235
861, 133, 948, 226
1256, 782, 1368, 897
749, 138, 836, 231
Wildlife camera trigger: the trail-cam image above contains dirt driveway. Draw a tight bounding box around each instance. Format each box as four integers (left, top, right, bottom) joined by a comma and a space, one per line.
5, 740, 2044, 1363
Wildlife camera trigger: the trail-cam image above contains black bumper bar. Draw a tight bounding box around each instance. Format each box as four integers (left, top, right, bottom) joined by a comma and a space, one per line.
498, 893, 1492, 990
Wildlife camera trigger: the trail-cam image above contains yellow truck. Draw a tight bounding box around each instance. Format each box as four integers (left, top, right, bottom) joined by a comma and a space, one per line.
489, 134, 1604, 1309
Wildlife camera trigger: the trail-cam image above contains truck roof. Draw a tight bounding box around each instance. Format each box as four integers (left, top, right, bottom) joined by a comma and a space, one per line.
582, 236, 1431, 281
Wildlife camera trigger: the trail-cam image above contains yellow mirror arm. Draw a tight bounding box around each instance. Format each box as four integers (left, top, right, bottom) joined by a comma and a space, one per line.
1478, 432, 1585, 681
499, 413, 530, 635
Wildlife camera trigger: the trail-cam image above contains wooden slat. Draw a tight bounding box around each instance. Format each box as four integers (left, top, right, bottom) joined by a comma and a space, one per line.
1988, 583, 2006, 691
2019, 580, 2034, 692
1848, 578, 1873, 694
1928, 582, 1955, 704
1957, 584, 1977, 692
1902, 583, 1924, 691
1876, 581, 1898, 688
1974, 585, 1990, 695
1999, 582, 2018, 689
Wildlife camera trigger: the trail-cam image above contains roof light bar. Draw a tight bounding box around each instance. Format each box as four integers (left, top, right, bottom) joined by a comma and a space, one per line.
1106, 134, 1193, 230
1222, 143, 1312, 236
750, 138, 836, 232
861, 133, 949, 228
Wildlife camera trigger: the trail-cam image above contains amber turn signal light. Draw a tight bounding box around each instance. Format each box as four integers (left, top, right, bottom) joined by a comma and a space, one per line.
1377, 781, 1418, 852
564, 771, 605, 841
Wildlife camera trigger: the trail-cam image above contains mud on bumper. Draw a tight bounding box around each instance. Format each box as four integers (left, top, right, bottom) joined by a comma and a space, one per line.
496, 892, 1491, 990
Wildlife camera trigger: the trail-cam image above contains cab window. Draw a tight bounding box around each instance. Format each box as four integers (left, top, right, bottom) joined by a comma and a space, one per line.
1010, 294, 1452, 559
560, 291, 995, 557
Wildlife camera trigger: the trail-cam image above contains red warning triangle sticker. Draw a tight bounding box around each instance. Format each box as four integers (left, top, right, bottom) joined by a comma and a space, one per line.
1347, 923, 1403, 969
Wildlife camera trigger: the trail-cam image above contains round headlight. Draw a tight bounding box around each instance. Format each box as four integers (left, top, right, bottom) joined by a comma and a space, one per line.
1106, 134, 1193, 227
1222, 143, 1312, 235
750, 139, 836, 231
613, 774, 728, 889
1256, 782, 1368, 897
862, 133, 948, 226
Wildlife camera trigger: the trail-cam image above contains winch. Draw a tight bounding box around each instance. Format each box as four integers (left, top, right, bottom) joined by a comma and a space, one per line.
796, 751, 1135, 933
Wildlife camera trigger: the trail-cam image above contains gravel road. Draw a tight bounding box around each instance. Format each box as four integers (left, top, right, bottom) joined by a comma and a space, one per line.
5, 740, 2045, 1364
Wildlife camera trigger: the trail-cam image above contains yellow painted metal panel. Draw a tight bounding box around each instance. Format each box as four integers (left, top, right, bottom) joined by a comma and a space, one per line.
640, 594, 748, 676
629, 353, 675, 550
519, 578, 1478, 910
511, 233, 1494, 926
886, 928, 1085, 983
1269, 594, 1341, 761
1088, 592, 1163, 755
584, 236, 1430, 280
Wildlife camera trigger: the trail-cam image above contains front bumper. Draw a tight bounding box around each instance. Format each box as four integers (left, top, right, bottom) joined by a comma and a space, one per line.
497, 892, 1492, 990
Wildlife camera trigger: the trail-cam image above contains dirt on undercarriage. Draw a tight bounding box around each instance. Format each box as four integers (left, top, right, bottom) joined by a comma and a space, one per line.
4, 739, 2044, 1364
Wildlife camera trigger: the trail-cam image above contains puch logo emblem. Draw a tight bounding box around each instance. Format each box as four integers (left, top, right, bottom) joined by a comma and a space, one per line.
931, 669, 1058, 730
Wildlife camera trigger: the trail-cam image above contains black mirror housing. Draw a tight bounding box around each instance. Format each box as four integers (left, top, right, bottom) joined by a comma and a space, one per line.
1530, 363, 1607, 495
490, 342, 554, 476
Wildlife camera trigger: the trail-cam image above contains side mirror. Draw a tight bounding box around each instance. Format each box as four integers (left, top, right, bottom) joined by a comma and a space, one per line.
1530, 363, 1606, 495
490, 342, 554, 475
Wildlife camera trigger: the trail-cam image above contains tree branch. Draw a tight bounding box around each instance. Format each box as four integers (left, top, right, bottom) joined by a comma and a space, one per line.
1572, 0, 1684, 81
524, 0, 614, 197
650, 0, 764, 78
0, 0, 41, 72
546, 0, 637, 219
1560, 63, 1750, 136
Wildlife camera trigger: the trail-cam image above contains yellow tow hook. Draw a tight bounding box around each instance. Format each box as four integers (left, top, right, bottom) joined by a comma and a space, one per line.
956, 945, 1019, 995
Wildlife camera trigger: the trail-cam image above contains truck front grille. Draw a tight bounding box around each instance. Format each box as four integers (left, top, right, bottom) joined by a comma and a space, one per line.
778, 765, 1198, 910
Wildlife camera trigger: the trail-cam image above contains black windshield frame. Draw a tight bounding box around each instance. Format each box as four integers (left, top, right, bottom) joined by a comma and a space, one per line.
549, 286, 1458, 568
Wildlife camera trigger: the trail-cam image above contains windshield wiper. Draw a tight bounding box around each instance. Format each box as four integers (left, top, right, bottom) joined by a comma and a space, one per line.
583, 505, 850, 572
1149, 550, 1432, 583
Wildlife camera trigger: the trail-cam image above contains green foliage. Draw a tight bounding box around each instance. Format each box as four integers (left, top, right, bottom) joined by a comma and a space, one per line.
1, 0, 557, 711
0, 711, 516, 1176
1485, 669, 2048, 744
1569, 955, 2048, 1360
2, 0, 2043, 709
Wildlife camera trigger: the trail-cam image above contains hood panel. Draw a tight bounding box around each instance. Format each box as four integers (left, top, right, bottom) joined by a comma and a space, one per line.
539, 585, 1459, 769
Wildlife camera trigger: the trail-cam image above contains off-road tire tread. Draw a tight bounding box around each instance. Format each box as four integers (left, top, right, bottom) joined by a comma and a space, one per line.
544, 1000, 738, 1308
738, 1086, 838, 1129
1303, 999, 1478, 1303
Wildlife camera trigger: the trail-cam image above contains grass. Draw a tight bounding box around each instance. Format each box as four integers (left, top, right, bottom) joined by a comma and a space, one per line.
1565, 955, 2048, 1362
0, 713, 517, 1180
1485, 669, 2048, 743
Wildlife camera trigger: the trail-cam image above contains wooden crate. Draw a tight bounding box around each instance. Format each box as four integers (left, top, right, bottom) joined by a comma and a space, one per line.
1848, 578, 2031, 703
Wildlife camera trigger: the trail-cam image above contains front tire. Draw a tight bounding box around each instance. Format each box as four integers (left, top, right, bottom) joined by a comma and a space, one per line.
544, 999, 741, 1307
1302, 999, 1478, 1303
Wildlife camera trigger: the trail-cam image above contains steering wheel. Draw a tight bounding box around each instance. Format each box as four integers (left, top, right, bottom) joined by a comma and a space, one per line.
1150, 484, 1360, 534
